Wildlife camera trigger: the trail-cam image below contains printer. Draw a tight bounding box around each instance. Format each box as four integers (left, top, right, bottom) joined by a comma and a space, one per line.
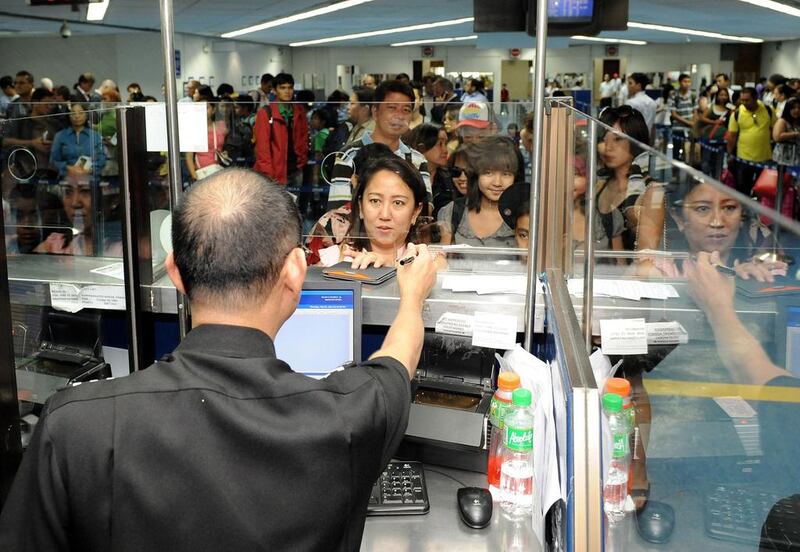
16, 310, 111, 405
395, 332, 496, 473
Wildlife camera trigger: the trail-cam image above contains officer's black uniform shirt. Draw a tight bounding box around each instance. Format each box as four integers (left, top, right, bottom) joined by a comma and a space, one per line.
0, 324, 411, 551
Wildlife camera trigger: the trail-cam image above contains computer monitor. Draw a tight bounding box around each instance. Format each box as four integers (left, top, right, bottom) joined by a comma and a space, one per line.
274, 280, 362, 379
548, 0, 594, 23
776, 297, 800, 377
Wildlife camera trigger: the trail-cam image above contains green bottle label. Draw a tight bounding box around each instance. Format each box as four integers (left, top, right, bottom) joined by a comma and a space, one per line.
491, 401, 513, 429
506, 427, 533, 452
612, 432, 629, 458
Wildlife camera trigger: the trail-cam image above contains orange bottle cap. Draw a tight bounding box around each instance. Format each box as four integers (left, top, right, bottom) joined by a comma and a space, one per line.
606, 377, 631, 397
498, 372, 521, 391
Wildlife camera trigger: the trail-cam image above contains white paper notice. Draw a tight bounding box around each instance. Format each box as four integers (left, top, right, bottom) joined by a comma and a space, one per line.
568, 279, 679, 301
472, 312, 518, 349
714, 396, 757, 418
600, 318, 648, 355
645, 321, 689, 345
434, 312, 474, 337
50, 283, 126, 313
318, 245, 341, 268
89, 262, 125, 281
441, 274, 527, 295
142, 102, 209, 153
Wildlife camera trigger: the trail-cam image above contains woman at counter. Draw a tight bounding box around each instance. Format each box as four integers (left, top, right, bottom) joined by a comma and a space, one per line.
437, 136, 518, 248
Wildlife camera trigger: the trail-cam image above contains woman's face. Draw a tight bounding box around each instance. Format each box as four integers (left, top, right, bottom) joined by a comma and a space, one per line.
478, 168, 515, 203
424, 130, 449, 169
63, 183, 93, 230
443, 110, 458, 134
359, 169, 422, 250
515, 214, 530, 249
679, 183, 742, 256
413, 88, 422, 114
789, 103, 800, 121
69, 106, 87, 128
601, 122, 633, 171
450, 155, 469, 196
716, 90, 730, 106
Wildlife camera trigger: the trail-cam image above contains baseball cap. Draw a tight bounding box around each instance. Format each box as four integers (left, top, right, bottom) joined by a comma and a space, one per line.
457, 101, 490, 129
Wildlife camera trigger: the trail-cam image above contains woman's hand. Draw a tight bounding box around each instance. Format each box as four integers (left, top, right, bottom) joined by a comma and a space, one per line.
350, 250, 385, 269
733, 258, 787, 283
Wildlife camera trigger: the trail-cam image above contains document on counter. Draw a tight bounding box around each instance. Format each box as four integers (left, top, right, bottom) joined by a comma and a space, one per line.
568, 279, 679, 301
645, 321, 689, 345
90, 262, 125, 281
50, 283, 126, 313
472, 312, 518, 349
600, 318, 648, 355
441, 274, 527, 295
434, 312, 474, 337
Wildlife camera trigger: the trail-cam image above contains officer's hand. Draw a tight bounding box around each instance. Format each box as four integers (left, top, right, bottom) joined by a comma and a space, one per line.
396, 243, 437, 308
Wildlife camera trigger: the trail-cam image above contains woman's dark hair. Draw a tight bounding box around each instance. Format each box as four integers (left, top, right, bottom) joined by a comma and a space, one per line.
712, 88, 730, 106
463, 135, 518, 213
311, 107, 334, 128
782, 97, 800, 125
409, 80, 426, 117
599, 105, 650, 157
661, 84, 673, 101
776, 83, 796, 99
216, 83, 234, 97
348, 156, 428, 251
327, 89, 349, 105
404, 123, 441, 154
195, 85, 215, 103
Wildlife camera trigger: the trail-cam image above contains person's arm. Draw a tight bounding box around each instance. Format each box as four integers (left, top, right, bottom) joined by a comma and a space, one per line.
252, 107, 274, 178
369, 243, 437, 379
698, 107, 717, 126
684, 251, 788, 385
727, 111, 739, 154
90, 130, 105, 174
185, 151, 197, 181
773, 118, 799, 143
48, 132, 67, 175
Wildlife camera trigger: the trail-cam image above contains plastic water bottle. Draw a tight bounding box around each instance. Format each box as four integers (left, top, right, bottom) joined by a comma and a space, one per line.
603, 393, 630, 524
500, 388, 534, 517
488, 372, 521, 493
606, 377, 635, 495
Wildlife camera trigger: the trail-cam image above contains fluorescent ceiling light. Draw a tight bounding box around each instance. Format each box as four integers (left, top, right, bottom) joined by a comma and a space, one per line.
571, 35, 647, 45
222, 0, 373, 39
628, 21, 763, 43
391, 35, 477, 47
735, 0, 800, 18
290, 17, 474, 47
86, 0, 109, 21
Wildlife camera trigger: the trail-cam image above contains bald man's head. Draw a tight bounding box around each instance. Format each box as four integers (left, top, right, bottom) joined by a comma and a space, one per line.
172, 168, 301, 309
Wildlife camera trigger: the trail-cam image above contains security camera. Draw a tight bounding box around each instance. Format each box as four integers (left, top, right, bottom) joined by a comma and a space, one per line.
60, 21, 72, 39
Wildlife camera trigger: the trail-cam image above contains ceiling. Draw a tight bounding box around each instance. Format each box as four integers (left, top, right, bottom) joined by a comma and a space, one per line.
0, 0, 799, 47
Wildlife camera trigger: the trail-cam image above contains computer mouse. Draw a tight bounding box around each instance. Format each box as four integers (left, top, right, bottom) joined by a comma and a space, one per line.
635, 500, 675, 544
457, 487, 493, 529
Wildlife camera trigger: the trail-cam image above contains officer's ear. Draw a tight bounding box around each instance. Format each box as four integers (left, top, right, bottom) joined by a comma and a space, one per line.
281, 247, 307, 296
165, 251, 187, 295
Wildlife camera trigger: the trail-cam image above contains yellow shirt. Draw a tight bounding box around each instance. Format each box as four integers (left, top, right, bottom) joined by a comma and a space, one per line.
728, 101, 776, 162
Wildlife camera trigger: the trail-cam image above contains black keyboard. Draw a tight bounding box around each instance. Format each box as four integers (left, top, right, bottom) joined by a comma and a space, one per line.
705, 484, 800, 547
367, 461, 430, 516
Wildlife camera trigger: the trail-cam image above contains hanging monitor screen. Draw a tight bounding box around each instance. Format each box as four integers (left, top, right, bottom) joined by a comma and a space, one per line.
548, 0, 595, 23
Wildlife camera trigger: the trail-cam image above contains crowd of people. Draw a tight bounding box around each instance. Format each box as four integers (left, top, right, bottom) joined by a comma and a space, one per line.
1, 66, 800, 272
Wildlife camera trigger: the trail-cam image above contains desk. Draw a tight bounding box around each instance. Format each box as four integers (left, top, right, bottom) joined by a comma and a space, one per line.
361, 466, 542, 552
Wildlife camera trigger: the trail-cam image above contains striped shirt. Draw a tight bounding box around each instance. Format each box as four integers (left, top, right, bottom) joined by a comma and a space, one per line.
327, 131, 431, 209
669, 91, 696, 130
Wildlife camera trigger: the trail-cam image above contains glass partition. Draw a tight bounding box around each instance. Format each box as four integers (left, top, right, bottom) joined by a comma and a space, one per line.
549, 98, 800, 551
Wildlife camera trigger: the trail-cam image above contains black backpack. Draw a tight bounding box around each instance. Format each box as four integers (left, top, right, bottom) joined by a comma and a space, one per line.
224, 119, 254, 165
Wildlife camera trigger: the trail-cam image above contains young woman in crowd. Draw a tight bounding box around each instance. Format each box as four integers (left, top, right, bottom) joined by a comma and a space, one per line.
185, 87, 228, 182
772, 97, 800, 168
408, 81, 426, 130
698, 88, 733, 175
432, 144, 469, 218
404, 123, 449, 215
595, 106, 665, 265
442, 103, 463, 155
436, 135, 518, 247
49, 103, 105, 181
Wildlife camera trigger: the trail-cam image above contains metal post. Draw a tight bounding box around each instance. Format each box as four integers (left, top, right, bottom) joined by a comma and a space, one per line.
523, 0, 549, 352
582, 120, 598, 351
159, 0, 189, 339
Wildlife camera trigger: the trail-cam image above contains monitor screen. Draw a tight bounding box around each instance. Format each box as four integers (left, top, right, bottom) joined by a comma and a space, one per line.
548, 0, 594, 22
785, 306, 800, 376
274, 289, 356, 378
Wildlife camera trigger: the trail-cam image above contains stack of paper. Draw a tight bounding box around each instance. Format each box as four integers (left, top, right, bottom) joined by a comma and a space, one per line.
441, 274, 528, 295
568, 279, 679, 301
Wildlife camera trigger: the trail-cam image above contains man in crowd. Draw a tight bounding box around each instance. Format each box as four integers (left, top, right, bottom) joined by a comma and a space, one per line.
360, 73, 377, 89
762, 73, 787, 108
253, 72, 309, 189
0, 75, 17, 118
669, 73, 696, 161
456, 101, 493, 145
328, 80, 431, 209
6, 70, 34, 120
430, 77, 460, 124
727, 86, 776, 196
71, 72, 101, 105
180, 79, 201, 103
0, 168, 438, 551
254, 73, 274, 106
346, 86, 375, 144
625, 72, 657, 134
461, 78, 488, 103
599, 73, 615, 109
715, 72, 731, 94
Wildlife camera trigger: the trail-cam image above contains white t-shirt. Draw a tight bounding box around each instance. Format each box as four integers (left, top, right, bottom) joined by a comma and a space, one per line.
600, 80, 616, 99
626, 91, 657, 132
